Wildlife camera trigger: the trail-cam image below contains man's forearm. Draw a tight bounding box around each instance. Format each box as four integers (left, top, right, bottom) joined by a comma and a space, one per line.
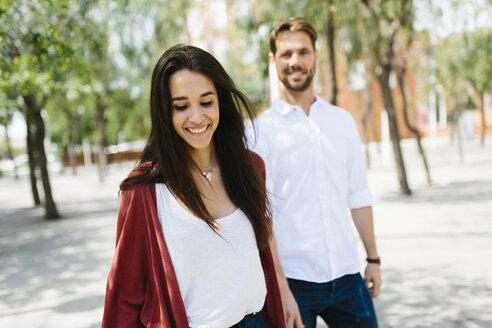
351, 206, 379, 258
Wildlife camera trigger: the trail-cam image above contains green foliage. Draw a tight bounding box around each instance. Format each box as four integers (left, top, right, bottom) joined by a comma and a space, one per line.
462, 29, 492, 95
0, 0, 177, 156
0, 1, 70, 98
435, 29, 492, 101
7, 0, 470, 160
337, 1, 366, 63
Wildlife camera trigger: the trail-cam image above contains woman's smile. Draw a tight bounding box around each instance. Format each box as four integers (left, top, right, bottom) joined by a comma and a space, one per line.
186, 124, 210, 135
170, 69, 220, 152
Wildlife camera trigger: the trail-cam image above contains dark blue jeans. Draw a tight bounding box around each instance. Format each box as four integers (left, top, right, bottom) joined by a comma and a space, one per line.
229, 312, 264, 328
288, 273, 378, 328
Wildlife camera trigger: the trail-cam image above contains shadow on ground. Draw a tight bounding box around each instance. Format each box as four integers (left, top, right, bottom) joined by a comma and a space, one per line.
380, 179, 492, 204
0, 196, 118, 313
375, 267, 492, 328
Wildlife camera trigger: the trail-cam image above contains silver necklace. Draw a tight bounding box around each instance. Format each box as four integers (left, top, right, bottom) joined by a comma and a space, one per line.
201, 168, 213, 181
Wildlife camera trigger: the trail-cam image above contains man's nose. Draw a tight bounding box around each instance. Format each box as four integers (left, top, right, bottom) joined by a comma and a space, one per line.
289, 53, 302, 67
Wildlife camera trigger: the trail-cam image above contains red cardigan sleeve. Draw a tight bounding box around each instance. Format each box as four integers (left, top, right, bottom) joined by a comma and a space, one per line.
251, 151, 286, 328
102, 180, 188, 328
102, 186, 147, 327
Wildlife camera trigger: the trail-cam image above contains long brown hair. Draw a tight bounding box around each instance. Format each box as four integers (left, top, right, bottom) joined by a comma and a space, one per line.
121, 45, 272, 249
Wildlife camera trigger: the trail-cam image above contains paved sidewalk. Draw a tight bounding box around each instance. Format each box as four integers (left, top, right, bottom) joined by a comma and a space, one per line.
364, 137, 492, 328
1, 137, 491, 328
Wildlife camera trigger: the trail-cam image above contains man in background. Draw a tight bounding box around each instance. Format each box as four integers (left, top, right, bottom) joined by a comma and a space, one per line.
250, 17, 381, 328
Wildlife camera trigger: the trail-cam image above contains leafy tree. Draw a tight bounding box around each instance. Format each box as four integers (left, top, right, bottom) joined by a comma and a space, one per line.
460, 29, 492, 147
335, 0, 379, 167
426, 0, 492, 148
358, 0, 413, 195
324, 1, 338, 105
434, 33, 479, 163
396, 35, 432, 185
0, 0, 80, 217
0, 91, 19, 178
0, 0, 210, 218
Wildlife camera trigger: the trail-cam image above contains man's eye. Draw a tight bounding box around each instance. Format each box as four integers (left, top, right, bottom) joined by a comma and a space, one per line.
201, 101, 213, 107
174, 105, 188, 111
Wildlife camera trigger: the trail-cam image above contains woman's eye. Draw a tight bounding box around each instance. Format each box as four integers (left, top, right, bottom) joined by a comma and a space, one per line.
174, 104, 188, 111
201, 101, 213, 107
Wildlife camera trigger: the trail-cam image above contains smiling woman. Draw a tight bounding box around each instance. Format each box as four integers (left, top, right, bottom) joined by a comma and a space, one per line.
101, 45, 285, 328
170, 70, 220, 153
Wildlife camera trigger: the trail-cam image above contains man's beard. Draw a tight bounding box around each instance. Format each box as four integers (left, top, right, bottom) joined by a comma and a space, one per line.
279, 67, 315, 92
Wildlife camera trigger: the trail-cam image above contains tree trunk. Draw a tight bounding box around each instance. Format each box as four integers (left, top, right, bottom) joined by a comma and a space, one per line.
69, 108, 80, 175
361, 72, 375, 168
325, 5, 338, 105
479, 93, 486, 147
397, 66, 432, 185
377, 66, 411, 195
359, 102, 371, 168
60, 144, 68, 174
3, 120, 19, 179
95, 95, 108, 183
451, 97, 465, 164
69, 145, 77, 175
365, 77, 381, 154
24, 95, 60, 219
25, 110, 41, 206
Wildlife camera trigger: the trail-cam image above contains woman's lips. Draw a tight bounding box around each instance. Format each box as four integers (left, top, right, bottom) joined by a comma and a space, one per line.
186, 124, 209, 135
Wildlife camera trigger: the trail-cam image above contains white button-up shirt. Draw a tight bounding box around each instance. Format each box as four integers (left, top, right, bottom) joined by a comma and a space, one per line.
248, 97, 373, 283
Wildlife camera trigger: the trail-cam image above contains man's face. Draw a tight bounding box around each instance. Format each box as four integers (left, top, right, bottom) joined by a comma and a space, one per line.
272, 30, 318, 93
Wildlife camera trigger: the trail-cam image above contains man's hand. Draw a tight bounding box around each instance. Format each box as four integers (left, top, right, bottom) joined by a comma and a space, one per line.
279, 285, 304, 328
364, 263, 382, 298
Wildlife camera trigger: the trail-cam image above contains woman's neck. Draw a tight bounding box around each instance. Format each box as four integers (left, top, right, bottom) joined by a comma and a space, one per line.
190, 144, 217, 171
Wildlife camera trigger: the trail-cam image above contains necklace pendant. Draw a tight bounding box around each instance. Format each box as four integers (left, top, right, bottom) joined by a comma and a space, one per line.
202, 170, 213, 181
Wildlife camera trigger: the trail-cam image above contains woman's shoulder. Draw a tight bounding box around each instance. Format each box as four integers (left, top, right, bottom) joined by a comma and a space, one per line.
248, 151, 265, 180
248, 151, 264, 169
127, 161, 153, 178
119, 161, 155, 195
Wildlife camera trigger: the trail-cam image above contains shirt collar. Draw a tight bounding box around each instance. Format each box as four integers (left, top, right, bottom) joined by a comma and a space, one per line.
272, 95, 321, 116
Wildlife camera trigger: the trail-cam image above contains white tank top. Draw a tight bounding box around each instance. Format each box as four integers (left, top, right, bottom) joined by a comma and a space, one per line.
155, 183, 267, 328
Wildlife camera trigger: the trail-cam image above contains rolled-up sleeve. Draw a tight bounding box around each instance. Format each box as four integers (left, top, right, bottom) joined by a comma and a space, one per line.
346, 117, 373, 209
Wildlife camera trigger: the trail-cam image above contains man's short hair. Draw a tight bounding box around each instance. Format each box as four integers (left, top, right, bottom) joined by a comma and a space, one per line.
269, 17, 318, 54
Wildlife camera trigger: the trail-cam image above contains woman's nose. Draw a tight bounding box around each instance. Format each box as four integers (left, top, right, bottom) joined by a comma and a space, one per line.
188, 105, 204, 123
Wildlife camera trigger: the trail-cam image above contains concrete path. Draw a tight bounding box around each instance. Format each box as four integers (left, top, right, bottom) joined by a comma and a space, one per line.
1, 136, 491, 328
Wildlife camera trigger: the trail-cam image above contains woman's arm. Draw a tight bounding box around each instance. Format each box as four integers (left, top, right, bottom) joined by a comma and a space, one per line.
102, 188, 147, 327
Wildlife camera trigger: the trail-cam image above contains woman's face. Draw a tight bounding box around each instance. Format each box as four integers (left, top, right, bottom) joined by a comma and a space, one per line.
170, 69, 220, 152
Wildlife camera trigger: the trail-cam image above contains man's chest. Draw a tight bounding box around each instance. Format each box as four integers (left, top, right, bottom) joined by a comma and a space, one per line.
267, 116, 352, 173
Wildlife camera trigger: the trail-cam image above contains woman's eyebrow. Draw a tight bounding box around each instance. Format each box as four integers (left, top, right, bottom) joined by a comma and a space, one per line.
172, 91, 214, 101
200, 91, 214, 97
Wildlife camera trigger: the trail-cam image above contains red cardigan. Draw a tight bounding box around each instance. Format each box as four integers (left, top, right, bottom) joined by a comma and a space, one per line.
102, 153, 285, 328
